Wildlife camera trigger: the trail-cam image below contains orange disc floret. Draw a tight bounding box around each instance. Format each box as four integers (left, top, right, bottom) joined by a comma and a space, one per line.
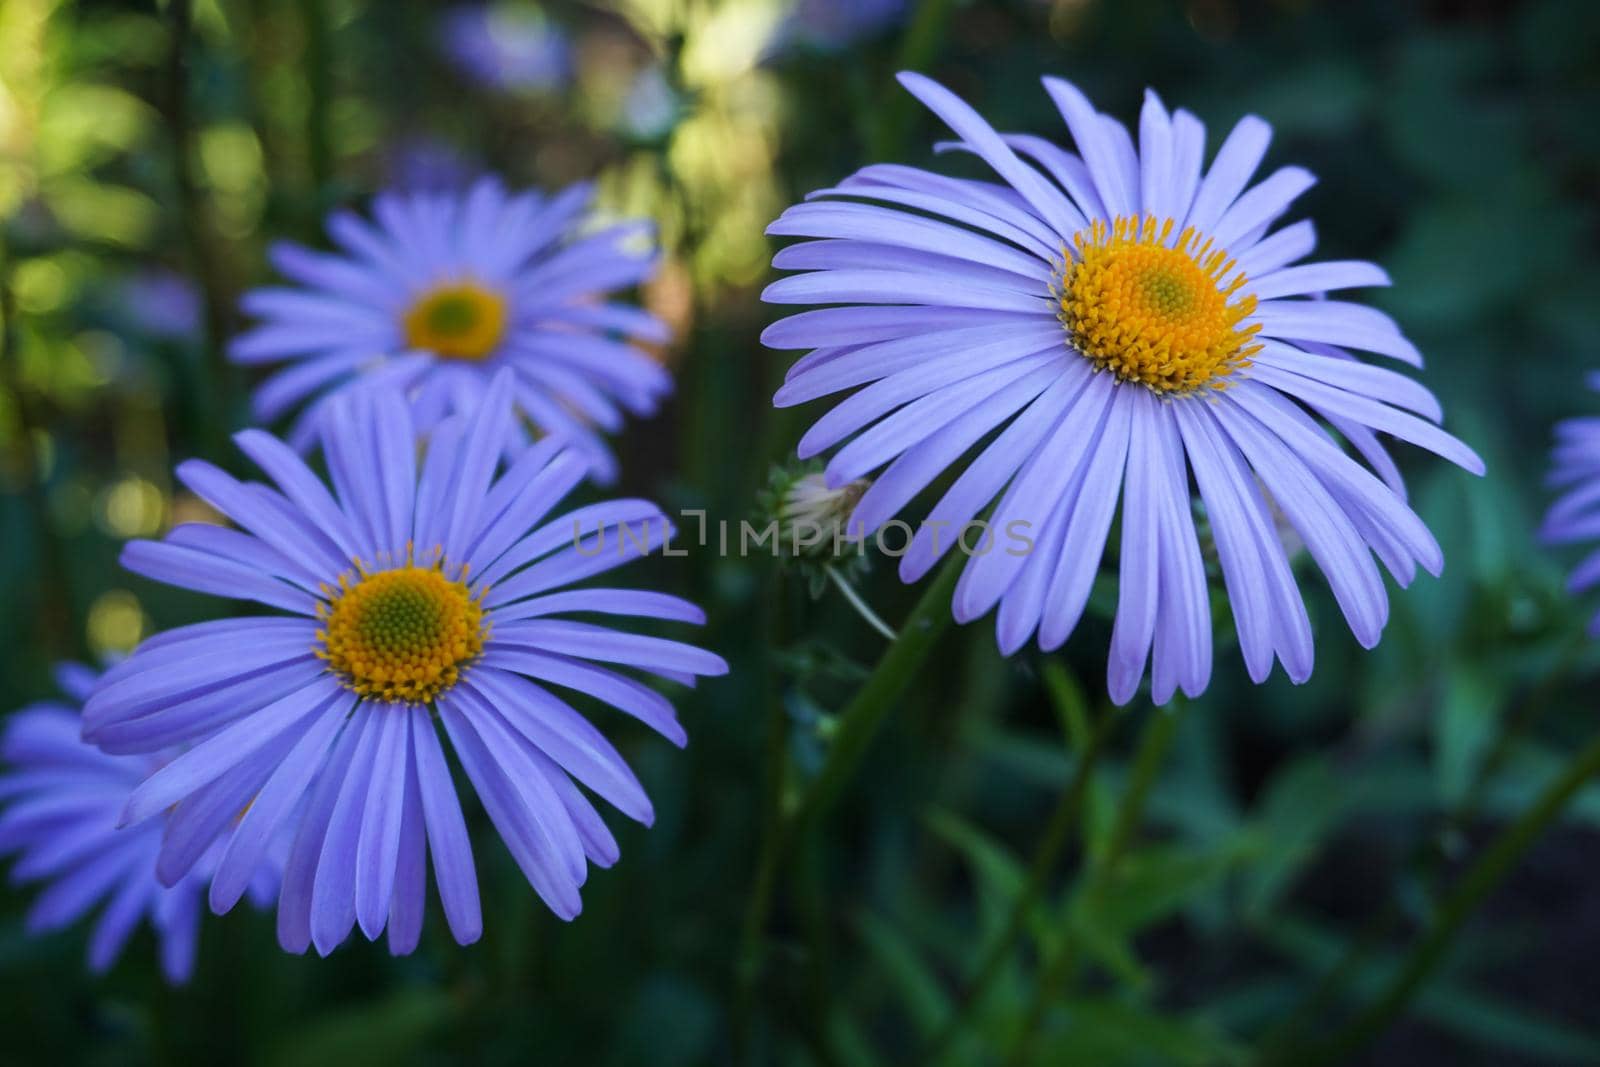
1058, 214, 1262, 395
317, 556, 487, 705
402, 281, 509, 361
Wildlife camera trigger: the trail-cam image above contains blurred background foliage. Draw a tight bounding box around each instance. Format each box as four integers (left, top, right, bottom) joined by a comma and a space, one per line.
2, 0, 1599, 1064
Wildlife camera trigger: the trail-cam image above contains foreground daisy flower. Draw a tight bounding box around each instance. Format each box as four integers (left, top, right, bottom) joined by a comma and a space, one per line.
1542, 374, 1600, 634
0, 665, 276, 982
85, 374, 726, 956
231, 175, 671, 481
762, 72, 1483, 704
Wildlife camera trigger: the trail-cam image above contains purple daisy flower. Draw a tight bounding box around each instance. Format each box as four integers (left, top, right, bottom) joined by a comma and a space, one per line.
1542, 374, 1600, 633
441, 4, 571, 94
84, 372, 726, 957
0, 664, 277, 983
230, 175, 671, 482
762, 72, 1484, 705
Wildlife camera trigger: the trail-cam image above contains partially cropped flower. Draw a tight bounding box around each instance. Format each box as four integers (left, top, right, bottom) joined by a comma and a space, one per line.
230, 175, 671, 481
0, 665, 277, 982
762, 72, 1483, 704
1542, 374, 1600, 633
86, 374, 725, 957
779, 0, 908, 53
441, 4, 571, 93
771, 467, 870, 559
384, 137, 476, 193
116, 270, 201, 340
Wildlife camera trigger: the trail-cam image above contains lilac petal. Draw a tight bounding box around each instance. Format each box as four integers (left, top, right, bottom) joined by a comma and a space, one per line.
488, 620, 727, 679
898, 72, 1083, 239
1039, 386, 1135, 650
210, 694, 354, 914
491, 589, 705, 625
120, 539, 318, 615
355, 707, 410, 940
1147, 407, 1211, 702
87, 870, 154, 973
769, 202, 1051, 280
408, 705, 481, 944
776, 319, 1060, 409
480, 648, 687, 746
25, 843, 142, 932
763, 269, 1052, 314
309, 709, 387, 956
764, 306, 1032, 353
121, 677, 341, 827
898, 362, 1087, 583
1214, 397, 1387, 648
438, 694, 583, 920
1252, 301, 1421, 366
1138, 90, 1175, 224
234, 428, 362, 558
278, 712, 368, 954
1184, 114, 1272, 236
153, 886, 202, 984
851, 364, 1059, 536
1250, 260, 1390, 301
465, 669, 654, 823
1209, 167, 1316, 251
1250, 341, 1442, 422
954, 370, 1115, 624
156, 733, 294, 887
385, 751, 426, 956
1107, 391, 1162, 705
1041, 76, 1134, 219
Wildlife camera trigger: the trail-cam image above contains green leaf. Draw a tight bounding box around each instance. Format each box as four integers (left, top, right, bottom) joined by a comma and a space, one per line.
1033, 997, 1247, 1067
267, 988, 455, 1067
1435, 662, 1502, 806
923, 808, 1032, 944
856, 911, 950, 1038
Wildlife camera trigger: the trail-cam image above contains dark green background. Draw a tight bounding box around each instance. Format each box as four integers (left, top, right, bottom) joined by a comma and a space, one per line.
2, 0, 1598, 1063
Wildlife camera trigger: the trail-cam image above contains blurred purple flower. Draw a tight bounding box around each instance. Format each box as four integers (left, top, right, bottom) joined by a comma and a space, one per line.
620, 65, 681, 141
781, 0, 908, 53
441, 4, 571, 93
384, 136, 477, 193
230, 174, 672, 482
1542, 373, 1600, 634
0, 664, 278, 983
116, 270, 200, 340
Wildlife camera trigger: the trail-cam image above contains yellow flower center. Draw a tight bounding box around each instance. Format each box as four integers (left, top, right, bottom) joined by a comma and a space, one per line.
317, 559, 487, 705
402, 282, 508, 361
1057, 215, 1261, 395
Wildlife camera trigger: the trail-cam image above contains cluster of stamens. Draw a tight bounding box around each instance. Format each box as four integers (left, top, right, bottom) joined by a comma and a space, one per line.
1056, 215, 1261, 395
402, 281, 509, 361
316, 547, 487, 705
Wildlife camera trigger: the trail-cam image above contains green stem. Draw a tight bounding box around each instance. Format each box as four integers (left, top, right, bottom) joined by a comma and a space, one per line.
162, 0, 238, 448
1253, 637, 1588, 1062
1007, 697, 1190, 1063
295, 0, 333, 197
826, 565, 898, 642
923, 664, 1114, 1065
0, 255, 73, 658
733, 551, 962, 1051
734, 569, 796, 1061
1296, 728, 1600, 1067
796, 550, 963, 825
870, 0, 956, 161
